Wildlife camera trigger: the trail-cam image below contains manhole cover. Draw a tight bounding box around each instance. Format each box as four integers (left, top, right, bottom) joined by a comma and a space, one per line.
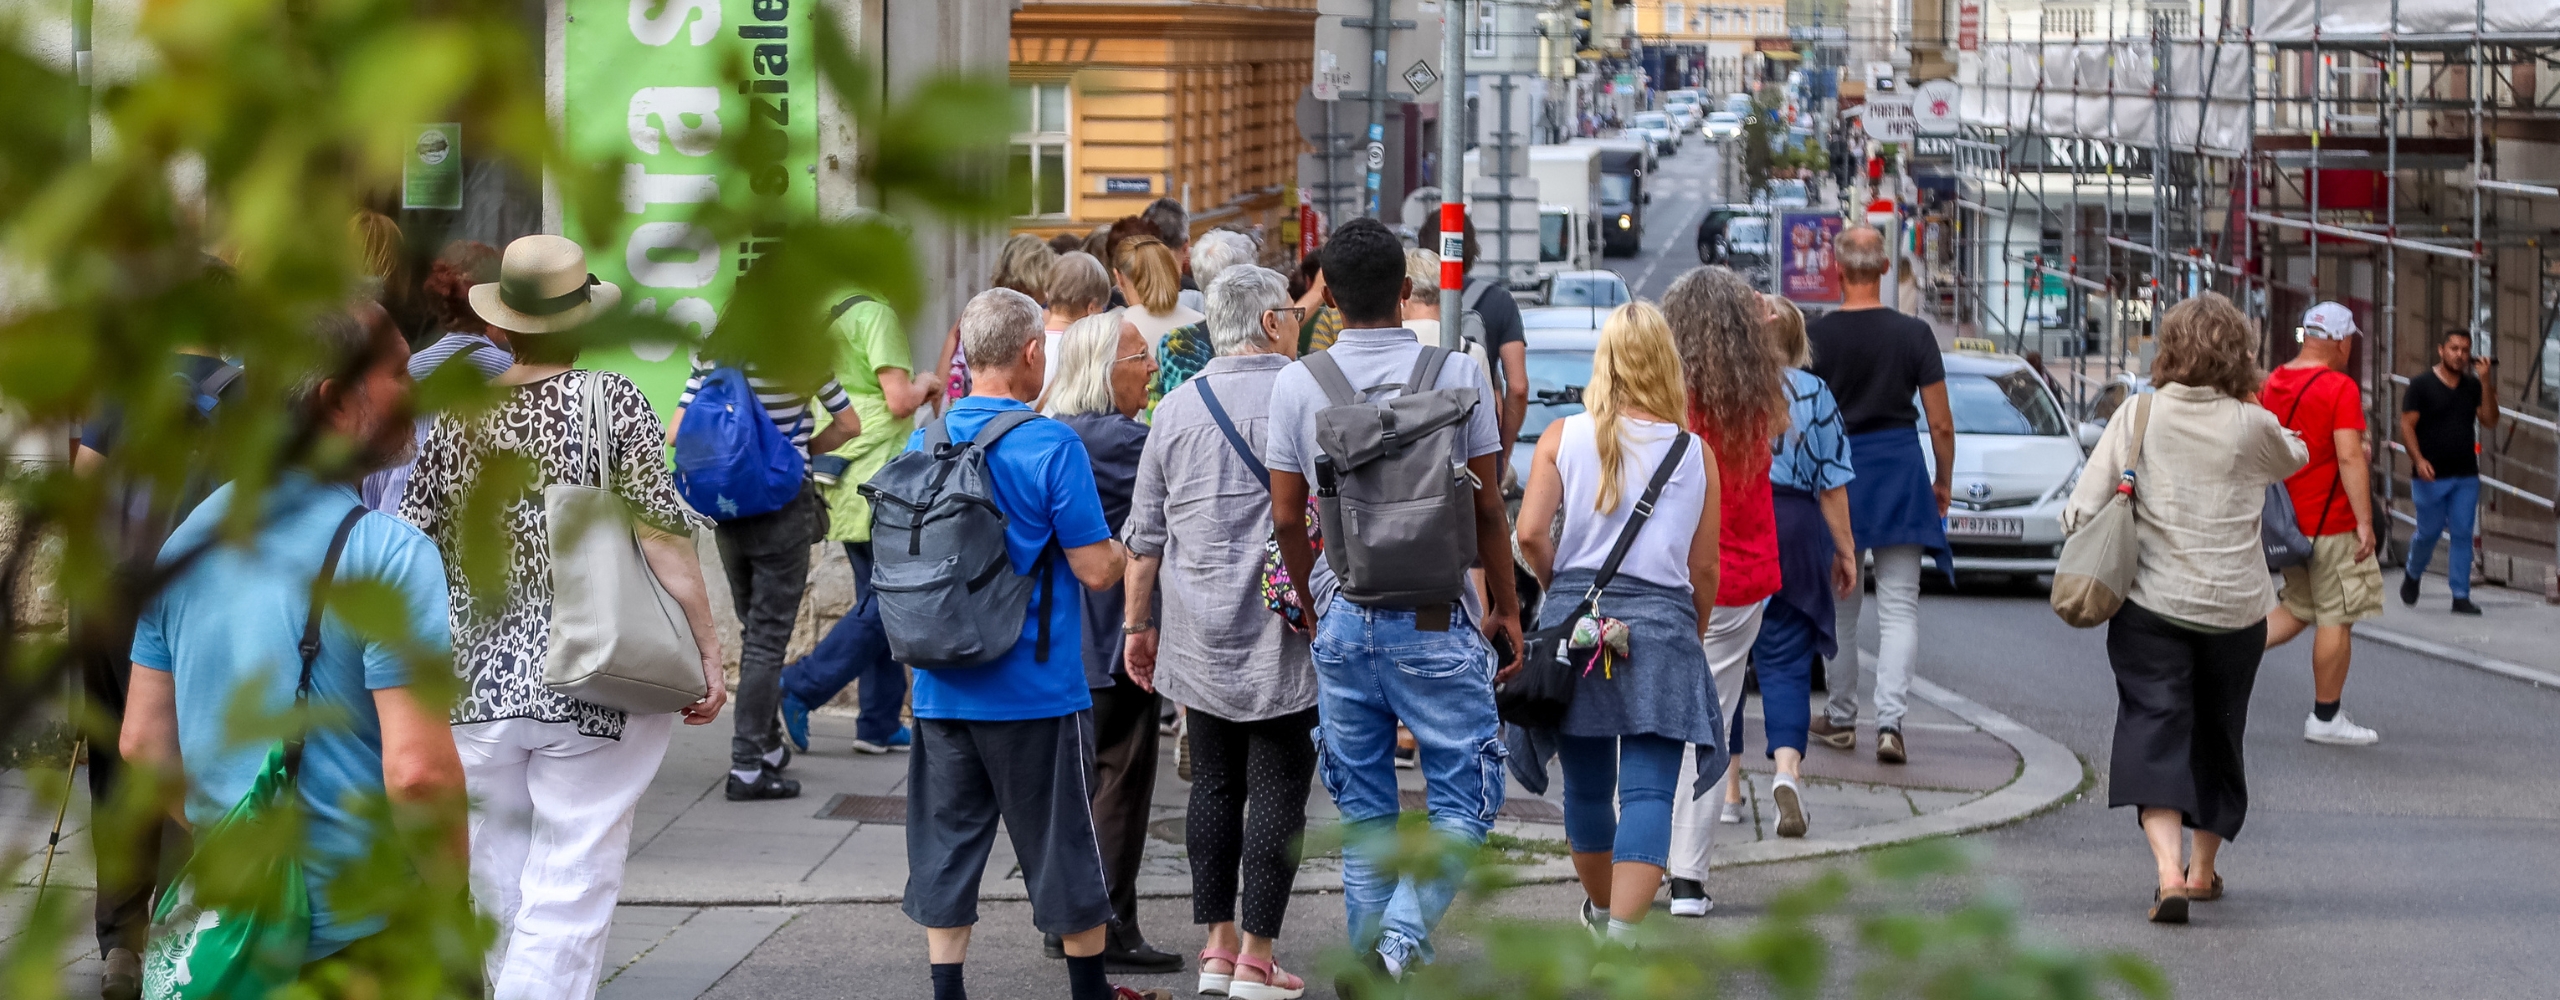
816, 793, 907, 824
1396, 789, 1564, 824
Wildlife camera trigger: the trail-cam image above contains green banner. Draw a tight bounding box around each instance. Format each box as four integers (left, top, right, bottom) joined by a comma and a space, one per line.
403, 123, 462, 210
563, 0, 819, 412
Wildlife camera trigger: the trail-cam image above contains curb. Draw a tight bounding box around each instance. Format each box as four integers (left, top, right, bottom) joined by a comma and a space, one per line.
2355, 624, 2560, 690
620, 655, 2086, 907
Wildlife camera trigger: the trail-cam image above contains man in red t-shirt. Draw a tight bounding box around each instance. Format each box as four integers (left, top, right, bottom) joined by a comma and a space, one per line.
2260, 302, 2386, 747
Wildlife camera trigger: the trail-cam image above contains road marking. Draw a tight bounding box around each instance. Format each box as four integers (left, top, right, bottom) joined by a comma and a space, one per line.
2356, 625, 2560, 689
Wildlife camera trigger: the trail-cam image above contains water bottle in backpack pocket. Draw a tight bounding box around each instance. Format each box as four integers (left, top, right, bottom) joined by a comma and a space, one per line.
673, 366, 807, 520
1304, 346, 1483, 608
857, 410, 1058, 669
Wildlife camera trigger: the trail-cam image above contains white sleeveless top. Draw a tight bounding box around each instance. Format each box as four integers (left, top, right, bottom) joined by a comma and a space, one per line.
1552, 412, 1710, 591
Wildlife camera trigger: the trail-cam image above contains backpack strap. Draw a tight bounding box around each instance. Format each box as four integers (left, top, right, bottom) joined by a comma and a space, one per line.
2278, 370, 2347, 532
828, 294, 875, 322
1462, 278, 1495, 313
286, 505, 371, 782
1401, 345, 1451, 399
1195, 380, 1270, 488
1302, 350, 1359, 407
967, 408, 1044, 451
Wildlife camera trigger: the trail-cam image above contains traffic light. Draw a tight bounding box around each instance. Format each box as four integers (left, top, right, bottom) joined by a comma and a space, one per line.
1574, 0, 1593, 53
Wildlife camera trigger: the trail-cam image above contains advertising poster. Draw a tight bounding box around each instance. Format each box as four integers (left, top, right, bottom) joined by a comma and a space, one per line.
562, 0, 820, 411
403, 124, 462, 210
1779, 212, 1844, 304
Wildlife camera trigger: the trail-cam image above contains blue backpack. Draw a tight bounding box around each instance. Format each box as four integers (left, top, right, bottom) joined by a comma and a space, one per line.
673, 367, 805, 520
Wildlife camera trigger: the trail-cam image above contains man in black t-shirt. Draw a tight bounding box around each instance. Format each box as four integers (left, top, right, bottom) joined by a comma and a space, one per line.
2397, 328, 2499, 614
1801, 225, 1955, 765
1417, 212, 1530, 452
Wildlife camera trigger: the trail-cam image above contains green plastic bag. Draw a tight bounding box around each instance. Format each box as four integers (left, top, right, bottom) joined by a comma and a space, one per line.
142, 742, 313, 1000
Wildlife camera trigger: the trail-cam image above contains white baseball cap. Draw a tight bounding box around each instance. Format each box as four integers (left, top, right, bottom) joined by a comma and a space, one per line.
2300, 301, 2358, 340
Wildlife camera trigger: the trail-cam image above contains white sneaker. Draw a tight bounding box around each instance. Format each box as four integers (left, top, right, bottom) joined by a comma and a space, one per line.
2304, 711, 2380, 746
1771, 777, 1807, 838
1718, 799, 1744, 824
1665, 877, 1712, 917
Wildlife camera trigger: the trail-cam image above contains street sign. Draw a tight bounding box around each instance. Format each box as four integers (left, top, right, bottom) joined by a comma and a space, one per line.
1915, 136, 1957, 157
1404, 59, 1438, 96
1913, 80, 1960, 136
1103, 177, 1153, 194
1312, 49, 1347, 101
1861, 96, 1915, 142
1958, 0, 1981, 50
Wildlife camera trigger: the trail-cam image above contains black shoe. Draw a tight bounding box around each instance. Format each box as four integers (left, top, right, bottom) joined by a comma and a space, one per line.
1101, 940, 1185, 974
1667, 876, 1712, 917
2400, 575, 2421, 607
1043, 933, 1065, 960
725, 766, 801, 801
2451, 598, 2482, 616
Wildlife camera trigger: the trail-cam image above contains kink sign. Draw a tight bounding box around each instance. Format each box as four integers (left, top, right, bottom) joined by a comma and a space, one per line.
565, 0, 819, 410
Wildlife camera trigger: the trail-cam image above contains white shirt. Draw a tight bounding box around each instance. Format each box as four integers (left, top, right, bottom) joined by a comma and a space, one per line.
1552, 413, 1710, 592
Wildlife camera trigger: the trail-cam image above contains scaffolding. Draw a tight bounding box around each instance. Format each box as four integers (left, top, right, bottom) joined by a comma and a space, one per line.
1947, 0, 2560, 591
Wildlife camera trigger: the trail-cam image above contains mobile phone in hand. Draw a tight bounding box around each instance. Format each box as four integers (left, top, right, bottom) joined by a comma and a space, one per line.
1494, 631, 1517, 667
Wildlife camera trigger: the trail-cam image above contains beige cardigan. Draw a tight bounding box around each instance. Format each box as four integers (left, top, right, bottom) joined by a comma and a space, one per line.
2061, 383, 2310, 629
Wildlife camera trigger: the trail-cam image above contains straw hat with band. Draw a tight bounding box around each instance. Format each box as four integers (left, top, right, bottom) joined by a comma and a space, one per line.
469, 235, 624, 333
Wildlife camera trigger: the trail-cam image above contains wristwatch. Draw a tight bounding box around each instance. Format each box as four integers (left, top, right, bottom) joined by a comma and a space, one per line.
1122, 621, 1157, 634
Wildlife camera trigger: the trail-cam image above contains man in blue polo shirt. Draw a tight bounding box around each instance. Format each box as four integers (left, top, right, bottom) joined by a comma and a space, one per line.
900, 288, 1133, 1000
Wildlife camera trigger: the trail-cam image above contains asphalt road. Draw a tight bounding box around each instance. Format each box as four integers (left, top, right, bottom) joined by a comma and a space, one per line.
694, 144, 2560, 996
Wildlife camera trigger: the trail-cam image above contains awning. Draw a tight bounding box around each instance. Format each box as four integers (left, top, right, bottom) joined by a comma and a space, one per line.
1762, 49, 1803, 60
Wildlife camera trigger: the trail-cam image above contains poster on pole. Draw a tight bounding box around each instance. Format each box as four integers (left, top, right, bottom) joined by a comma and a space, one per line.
403, 124, 463, 210
1779, 212, 1844, 304
563, 0, 820, 411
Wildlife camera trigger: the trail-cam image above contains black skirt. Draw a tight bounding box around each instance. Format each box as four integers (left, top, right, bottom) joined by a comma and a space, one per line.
2104, 601, 2268, 840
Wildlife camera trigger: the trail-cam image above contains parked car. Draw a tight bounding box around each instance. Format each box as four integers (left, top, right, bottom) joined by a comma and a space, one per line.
1919, 348, 2086, 581
1510, 323, 1602, 483
1541, 269, 1631, 309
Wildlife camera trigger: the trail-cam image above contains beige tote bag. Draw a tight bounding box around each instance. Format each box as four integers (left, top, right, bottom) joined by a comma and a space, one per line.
2050, 395, 2150, 629
540, 371, 709, 712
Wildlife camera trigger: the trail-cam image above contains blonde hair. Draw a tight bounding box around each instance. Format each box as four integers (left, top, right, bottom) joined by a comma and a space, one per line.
1403, 247, 1442, 299
1113, 237, 1182, 314
1047, 309, 1129, 416
1764, 293, 1809, 368
350, 210, 404, 282
1585, 302, 1691, 514
2151, 292, 2262, 400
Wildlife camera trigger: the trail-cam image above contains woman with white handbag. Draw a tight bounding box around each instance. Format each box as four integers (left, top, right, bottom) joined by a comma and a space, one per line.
2059, 293, 2305, 925
398, 236, 727, 998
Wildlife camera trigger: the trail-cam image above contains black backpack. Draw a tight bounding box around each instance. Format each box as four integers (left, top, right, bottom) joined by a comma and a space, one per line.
858, 410, 1058, 669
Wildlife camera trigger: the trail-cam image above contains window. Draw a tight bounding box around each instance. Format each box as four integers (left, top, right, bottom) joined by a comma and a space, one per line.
1473, 0, 1498, 56
1666, 3, 1684, 33
1011, 82, 1070, 218
1712, 6, 1727, 31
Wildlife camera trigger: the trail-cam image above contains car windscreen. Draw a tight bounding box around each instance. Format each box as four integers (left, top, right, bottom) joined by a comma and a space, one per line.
1725, 217, 1768, 246
1540, 212, 1568, 262
1549, 277, 1627, 308
1634, 114, 1668, 129
1522, 350, 1594, 441
1600, 174, 1633, 203
1918, 370, 2071, 435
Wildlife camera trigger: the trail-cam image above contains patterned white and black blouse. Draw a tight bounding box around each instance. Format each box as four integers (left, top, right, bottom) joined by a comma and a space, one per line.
398, 370, 709, 739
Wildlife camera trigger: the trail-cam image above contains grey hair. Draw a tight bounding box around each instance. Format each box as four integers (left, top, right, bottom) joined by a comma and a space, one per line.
1046, 309, 1128, 417
1205, 265, 1290, 356
1142, 197, 1188, 249
1834, 225, 1888, 280
1046, 251, 1111, 312
1189, 230, 1259, 291
959, 287, 1045, 371
289, 306, 382, 417
1403, 248, 1442, 299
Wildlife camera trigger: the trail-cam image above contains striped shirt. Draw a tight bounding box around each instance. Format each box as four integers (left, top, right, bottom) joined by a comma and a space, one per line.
676, 362, 854, 454
408, 333, 515, 382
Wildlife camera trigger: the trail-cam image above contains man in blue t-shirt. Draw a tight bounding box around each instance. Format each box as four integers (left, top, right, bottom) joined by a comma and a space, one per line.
119, 304, 466, 965
899, 288, 1134, 1000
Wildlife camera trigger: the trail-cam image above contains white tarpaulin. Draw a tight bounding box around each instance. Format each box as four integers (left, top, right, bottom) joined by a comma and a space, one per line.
1962, 41, 2252, 154
2253, 0, 2560, 40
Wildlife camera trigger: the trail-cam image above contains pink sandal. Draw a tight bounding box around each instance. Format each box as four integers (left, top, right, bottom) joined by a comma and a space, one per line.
1196, 947, 1238, 996
1228, 954, 1306, 1000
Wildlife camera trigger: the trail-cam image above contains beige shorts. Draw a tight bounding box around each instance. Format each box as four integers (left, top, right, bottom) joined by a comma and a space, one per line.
2278, 533, 2384, 628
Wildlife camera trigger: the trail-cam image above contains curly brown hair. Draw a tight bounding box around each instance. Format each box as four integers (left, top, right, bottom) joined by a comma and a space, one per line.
421, 240, 499, 335
2151, 292, 2262, 400
1660, 266, 1790, 453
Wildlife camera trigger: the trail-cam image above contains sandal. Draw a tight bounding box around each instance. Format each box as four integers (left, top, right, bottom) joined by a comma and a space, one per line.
2148, 887, 2190, 924
2184, 869, 2224, 902
1196, 948, 1238, 997
1228, 954, 1308, 1000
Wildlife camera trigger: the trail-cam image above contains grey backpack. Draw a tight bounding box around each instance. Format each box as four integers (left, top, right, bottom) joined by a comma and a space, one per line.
858, 410, 1056, 669
1305, 346, 1483, 608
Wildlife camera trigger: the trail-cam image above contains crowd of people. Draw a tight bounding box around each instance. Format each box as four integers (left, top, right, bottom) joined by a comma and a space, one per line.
72, 187, 2482, 997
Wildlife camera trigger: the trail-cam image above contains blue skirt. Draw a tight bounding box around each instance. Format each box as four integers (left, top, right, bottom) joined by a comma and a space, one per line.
1844, 429, 1954, 580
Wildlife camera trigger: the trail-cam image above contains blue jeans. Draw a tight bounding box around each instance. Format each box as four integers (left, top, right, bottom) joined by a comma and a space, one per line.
1311, 602, 1507, 969
2406, 476, 2479, 600
780, 542, 909, 743
1751, 600, 1819, 756
1555, 733, 1685, 866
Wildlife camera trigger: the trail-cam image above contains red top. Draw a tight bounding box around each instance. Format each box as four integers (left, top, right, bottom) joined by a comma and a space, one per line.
1692, 407, 1782, 607
2261, 363, 2366, 537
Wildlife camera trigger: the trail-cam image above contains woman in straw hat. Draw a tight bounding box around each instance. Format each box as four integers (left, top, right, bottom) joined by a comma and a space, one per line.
397, 235, 728, 998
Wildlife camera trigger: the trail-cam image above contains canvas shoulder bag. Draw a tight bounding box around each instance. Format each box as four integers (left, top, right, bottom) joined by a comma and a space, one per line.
1498, 431, 1692, 728
2051, 394, 2151, 628
144, 505, 367, 1000
541, 371, 710, 713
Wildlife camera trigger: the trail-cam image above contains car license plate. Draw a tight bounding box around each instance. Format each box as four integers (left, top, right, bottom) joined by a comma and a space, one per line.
1948, 515, 2024, 539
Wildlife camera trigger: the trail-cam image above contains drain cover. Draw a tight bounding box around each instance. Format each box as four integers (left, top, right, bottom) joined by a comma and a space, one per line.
816, 793, 907, 824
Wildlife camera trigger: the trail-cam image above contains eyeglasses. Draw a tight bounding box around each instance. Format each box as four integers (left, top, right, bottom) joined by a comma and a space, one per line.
1265, 307, 1307, 322
1112, 350, 1153, 367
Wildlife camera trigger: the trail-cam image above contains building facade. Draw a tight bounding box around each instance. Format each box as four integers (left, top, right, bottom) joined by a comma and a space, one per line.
1009, 0, 1318, 238
1632, 0, 1785, 95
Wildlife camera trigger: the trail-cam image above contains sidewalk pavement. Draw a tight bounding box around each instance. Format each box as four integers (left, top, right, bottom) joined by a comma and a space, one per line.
2, 655, 2074, 999
2358, 575, 2560, 688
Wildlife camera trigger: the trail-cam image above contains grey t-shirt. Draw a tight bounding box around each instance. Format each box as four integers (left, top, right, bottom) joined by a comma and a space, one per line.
1265, 326, 1504, 617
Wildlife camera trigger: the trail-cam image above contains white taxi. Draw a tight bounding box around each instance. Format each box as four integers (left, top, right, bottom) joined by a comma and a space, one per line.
1920, 343, 2084, 580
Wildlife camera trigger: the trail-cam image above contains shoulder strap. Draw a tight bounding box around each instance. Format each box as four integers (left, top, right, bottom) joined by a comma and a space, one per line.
197, 362, 244, 401
968, 409, 1043, 451
1195, 380, 1269, 488
1462, 278, 1494, 312
2278, 371, 2347, 527
1302, 350, 1359, 406
1580, 432, 1692, 608
1402, 346, 1450, 399
582, 370, 616, 488
829, 294, 875, 321
287, 505, 371, 781
924, 414, 953, 450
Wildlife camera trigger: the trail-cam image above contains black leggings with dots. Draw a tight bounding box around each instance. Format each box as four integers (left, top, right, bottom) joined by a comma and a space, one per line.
1185, 706, 1322, 939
